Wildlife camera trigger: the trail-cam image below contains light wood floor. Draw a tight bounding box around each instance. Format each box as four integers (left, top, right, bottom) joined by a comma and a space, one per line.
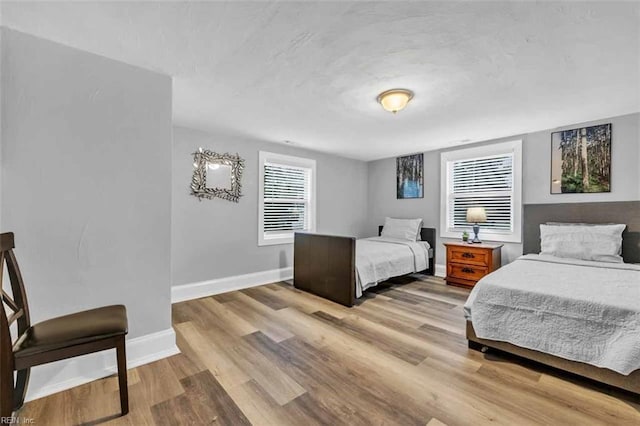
17, 276, 640, 425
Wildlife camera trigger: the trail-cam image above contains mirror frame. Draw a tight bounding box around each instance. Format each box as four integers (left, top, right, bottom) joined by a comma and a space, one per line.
190, 149, 244, 202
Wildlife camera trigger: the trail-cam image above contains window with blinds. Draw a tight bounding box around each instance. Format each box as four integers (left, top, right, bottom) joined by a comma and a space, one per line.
448, 154, 514, 232
263, 164, 311, 233
259, 152, 316, 245
440, 140, 522, 243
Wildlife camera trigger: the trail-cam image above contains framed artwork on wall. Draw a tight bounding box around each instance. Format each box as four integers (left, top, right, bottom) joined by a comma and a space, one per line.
551, 123, 611, 194
396, 153, 423, 199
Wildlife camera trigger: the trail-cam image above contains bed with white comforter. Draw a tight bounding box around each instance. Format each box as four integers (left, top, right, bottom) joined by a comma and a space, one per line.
464, 254, 640, 375
355, 236, 431, 298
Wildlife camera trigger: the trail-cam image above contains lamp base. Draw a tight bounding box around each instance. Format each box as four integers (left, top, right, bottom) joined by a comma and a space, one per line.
471, 223, 481, 243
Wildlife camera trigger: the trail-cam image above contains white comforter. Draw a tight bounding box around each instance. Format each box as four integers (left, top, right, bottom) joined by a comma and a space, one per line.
355, 237, 430, 298
464, 254, 640, 375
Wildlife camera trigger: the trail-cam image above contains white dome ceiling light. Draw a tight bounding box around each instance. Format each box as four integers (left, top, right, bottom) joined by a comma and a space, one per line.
377, 89, 414, 114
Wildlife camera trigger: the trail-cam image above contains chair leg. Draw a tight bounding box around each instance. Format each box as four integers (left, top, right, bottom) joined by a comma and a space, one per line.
13, 368, 30, 410
0, 368, 12, 419
0, 348, 13, 418
116, 337, 129, 416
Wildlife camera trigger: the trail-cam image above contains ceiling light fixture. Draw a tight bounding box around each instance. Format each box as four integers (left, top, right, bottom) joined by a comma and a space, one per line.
377, 88, 414, 114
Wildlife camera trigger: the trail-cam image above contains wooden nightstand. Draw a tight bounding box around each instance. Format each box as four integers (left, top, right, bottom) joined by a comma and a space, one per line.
444, 241, 503, 288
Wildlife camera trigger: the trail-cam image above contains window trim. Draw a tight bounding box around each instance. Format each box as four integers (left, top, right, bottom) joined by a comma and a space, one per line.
440, 140, 523, 243
258, 151, 316, 246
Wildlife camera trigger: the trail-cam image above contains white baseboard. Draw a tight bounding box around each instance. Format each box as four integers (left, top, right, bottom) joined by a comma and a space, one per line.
435, 263, 446, 278
26, 327, 179, 402
172, 267, 293, 304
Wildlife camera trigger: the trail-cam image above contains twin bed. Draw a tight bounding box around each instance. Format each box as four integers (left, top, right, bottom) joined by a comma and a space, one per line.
466, 201, 640, 395
294, 219, 435, 307
293, 201, 640, 396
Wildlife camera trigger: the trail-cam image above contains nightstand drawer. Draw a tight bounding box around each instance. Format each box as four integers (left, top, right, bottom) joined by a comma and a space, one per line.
448, 263, 489, 282
448, 246, 490, 266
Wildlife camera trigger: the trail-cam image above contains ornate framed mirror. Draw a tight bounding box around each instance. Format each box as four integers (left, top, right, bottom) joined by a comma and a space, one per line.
190, 148, 244, 202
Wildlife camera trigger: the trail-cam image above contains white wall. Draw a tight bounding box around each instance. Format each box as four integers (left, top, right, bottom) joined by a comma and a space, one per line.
1, 28, 175, 398
172, 126, 369, 287
367, 112, 640, 269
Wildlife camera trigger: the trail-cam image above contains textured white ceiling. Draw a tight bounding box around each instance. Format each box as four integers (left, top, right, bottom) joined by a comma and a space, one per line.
2, 1, 639, 161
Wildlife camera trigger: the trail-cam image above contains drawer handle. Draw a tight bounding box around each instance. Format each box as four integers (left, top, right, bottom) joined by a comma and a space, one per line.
462, 252, 475, 259
461, 267, 475, 274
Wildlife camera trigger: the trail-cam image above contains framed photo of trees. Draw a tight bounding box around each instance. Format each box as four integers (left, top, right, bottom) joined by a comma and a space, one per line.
396, 153, 424, 199
551, 123, 611, 194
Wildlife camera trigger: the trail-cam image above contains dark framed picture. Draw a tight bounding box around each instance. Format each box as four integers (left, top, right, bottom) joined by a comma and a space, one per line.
551, 123, 611, 194
396, 153, 423, 199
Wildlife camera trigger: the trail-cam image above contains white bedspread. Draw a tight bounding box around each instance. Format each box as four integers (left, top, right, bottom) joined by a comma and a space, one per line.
355, 237, 430, 298
464, 254, 640, 375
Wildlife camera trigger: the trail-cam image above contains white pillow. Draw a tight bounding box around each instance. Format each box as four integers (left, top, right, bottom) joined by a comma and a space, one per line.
381, 217, 423, 241
540, 223, 626, 263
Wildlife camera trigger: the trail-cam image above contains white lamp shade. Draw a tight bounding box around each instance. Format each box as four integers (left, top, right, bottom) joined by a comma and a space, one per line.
466, 207, 487, 223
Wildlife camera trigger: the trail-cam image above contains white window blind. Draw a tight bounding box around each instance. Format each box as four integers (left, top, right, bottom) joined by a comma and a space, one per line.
263, 163, 311, 233
259, 151, 316, 246
440, 140, 522, 243
449, 154, 514, 232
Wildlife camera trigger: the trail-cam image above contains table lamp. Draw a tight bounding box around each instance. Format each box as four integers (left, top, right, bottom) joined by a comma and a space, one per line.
466, 207, 487, 243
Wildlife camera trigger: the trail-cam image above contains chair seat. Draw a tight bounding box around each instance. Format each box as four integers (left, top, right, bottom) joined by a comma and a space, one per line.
14, 305, 128, 358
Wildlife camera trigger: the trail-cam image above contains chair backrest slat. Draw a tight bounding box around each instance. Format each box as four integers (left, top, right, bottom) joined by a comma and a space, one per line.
5, 249, 30, 336
1, 290, 19, 313
7, 309, 23, 326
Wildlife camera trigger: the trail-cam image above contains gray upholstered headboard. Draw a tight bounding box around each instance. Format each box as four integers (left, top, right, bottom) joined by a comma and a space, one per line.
523, 201, 640, 264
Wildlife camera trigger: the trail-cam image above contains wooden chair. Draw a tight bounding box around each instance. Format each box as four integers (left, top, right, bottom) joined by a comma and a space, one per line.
0, 232, 129, 418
